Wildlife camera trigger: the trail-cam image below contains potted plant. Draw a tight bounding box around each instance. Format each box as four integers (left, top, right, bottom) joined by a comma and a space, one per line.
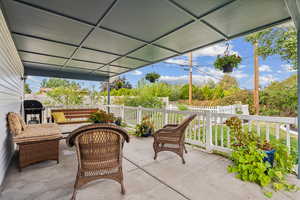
214, 54, 242, 73
135, 116, 154, 137
114, 117, 122, 126
89, 110, 115, 123
259, 140, 276, 167
225, 117, 275, 165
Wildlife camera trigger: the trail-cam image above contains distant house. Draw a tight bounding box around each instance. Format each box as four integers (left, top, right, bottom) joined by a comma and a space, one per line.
39, 87, 52, 94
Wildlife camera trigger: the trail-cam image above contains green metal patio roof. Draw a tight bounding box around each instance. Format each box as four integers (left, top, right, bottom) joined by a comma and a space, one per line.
0, 0, 292, 81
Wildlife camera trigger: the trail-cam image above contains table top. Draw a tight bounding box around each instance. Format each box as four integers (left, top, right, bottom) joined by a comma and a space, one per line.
58, 123, 91, 134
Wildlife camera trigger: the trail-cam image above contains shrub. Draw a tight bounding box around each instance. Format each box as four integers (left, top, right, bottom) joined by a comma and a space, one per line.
226, 117, 299, 197
123, 95, 164, 108
89, 110, 115, 123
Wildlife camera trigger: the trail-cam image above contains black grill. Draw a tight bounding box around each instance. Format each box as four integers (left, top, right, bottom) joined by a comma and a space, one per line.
23, 100, 44, 124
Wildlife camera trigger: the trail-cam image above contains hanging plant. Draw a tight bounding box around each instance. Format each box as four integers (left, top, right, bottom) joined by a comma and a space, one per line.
214, 42, 242, 73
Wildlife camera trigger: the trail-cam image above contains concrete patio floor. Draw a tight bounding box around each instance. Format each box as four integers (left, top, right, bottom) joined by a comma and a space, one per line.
1, 136, 300, 200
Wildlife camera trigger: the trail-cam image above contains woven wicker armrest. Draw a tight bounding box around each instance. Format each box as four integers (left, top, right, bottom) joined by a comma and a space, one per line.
66, 123, 130, 147
153, 127, 178, 137
163, 124, 178, 128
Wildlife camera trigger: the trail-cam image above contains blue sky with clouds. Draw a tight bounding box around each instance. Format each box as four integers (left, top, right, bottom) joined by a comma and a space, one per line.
26, 36, 296, 92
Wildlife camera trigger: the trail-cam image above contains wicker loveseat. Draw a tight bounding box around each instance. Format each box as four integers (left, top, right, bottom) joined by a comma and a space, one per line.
66, 123, 130, 200
7, 112, 63, 171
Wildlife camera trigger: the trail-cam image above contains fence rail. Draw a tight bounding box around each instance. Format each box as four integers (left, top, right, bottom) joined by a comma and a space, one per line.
44, 104, 298, 154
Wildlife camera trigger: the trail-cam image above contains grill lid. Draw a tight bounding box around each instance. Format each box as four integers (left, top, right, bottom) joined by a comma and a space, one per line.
24, 100, 43, 109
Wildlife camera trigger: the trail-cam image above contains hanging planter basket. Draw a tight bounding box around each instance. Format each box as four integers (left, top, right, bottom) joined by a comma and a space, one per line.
213, 42, 242, 73
222, 64, 234, 73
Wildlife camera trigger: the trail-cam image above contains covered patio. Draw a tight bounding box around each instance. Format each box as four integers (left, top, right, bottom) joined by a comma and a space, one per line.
0, 0, 300, 200
2, 137, 299, 200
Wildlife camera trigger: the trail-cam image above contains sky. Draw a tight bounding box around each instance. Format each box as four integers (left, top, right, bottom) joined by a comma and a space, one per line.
26, 35, 296, 93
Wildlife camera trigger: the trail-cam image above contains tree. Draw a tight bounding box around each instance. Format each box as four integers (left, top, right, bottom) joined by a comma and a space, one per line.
245, 26, 297, 69
218, 75, 239, 90
46, 85, 88, 106
24, 83, 32, 94
41, 78, 79, 88
145, 72, 160, 83
260, 75, 297, 117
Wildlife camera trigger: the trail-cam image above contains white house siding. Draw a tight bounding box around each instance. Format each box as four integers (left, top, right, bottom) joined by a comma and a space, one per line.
0, 7, 24, 184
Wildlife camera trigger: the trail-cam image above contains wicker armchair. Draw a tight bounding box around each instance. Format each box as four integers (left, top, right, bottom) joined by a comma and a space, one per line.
66, 124, 130, 200
153, 114, 197, 164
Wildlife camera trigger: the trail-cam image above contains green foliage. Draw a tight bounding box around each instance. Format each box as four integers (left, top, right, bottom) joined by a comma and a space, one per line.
245, 26, 297, 69
89, 110, 115, 123
145, 72, 160, 83
179, 84, 197, 100
141, 82, 171, 98
260, 75, 297, 117
177, 104, 188, 111
214, 54, 242, 71
101, 88, 138, 96
41, 78, 78, 88
46, 85, 87, 106
218, 75, 239, 90
226, 117, 299, 196
135, 116, 154, 136
123, 94, 164, 108
228, 142, 271, 186
24, 83, 31, 94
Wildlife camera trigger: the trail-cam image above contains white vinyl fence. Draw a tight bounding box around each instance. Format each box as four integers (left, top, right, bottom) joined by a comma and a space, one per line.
168, 104, 249, 115
44, 104, 298, 154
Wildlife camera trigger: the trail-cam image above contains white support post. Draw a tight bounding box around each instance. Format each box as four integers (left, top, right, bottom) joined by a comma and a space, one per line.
107, 81, 111, 113
205, 111, 213, 152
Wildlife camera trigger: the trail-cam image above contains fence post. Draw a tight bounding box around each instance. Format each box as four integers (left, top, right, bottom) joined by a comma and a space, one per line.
137, 106, 142, 124
205, 111, 213, 152
163, 108, 168, 125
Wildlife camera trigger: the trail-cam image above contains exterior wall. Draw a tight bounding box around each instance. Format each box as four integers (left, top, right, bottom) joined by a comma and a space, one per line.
0, 8, 24, 184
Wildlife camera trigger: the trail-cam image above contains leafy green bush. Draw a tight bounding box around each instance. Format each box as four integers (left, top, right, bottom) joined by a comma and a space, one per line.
89, 110, 115, 123
123, 95, 164, 108
46, 85, 87, 106
226, 117, 299, 197
260, 75, 297, 117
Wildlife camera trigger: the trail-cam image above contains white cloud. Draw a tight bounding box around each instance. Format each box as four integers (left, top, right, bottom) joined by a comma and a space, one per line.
26, 76, 41, 83
191, 43, 239, 58
131, 70, 142, 75
281, 64, 296, 72
239, 65, 246, 69
165, 58, 188, 66
259, 64, 272, 72
260, 74, 278, 85
195, 66, 248, 80
159, 74, 218, 85
231, 70, 249, 79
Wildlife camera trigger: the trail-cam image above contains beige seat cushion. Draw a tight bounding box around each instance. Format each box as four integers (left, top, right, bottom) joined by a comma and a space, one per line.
16, 113, 27, 130
7, 112, 22, 136
13, 123, 62, 143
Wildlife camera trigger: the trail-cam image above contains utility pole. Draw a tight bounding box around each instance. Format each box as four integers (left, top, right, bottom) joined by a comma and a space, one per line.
189, 52, 193, 105
253, 41, 259, 115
